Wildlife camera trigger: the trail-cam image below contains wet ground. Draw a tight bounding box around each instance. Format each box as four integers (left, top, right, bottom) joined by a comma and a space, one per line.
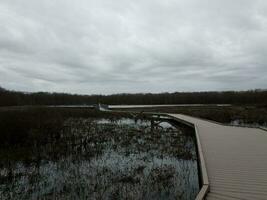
0, 117, 199, 200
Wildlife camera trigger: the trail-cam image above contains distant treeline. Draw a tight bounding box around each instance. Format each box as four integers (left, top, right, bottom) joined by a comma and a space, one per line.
0, 86, 267, 106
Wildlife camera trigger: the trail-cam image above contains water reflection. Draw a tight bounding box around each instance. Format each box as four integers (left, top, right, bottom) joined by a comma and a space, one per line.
0, 118, 199, 200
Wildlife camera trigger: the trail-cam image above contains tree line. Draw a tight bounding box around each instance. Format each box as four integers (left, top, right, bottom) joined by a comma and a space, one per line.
0, 86, 267, 106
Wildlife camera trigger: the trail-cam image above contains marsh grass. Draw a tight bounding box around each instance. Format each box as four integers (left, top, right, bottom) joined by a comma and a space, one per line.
0, 108, 198, 200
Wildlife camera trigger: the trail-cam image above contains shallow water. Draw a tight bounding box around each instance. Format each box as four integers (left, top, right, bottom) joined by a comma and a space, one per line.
0, 118, 199, 200
230, 119, 267, 128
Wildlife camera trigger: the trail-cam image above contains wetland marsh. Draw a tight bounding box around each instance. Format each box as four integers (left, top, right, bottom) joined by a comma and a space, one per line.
0, 108, 199, 200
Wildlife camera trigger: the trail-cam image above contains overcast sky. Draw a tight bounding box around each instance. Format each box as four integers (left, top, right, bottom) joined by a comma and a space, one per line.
0, 0, 267, 94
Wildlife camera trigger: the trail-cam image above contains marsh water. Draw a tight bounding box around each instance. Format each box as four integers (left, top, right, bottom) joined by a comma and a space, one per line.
0, 117, 199, 200
230, 119, 267, 129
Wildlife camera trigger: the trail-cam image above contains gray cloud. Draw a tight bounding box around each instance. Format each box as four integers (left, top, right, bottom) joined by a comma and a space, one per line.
0, 0, 267, 94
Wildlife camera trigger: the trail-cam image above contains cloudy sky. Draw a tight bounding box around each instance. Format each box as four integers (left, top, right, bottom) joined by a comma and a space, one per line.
0, 0, 267, 94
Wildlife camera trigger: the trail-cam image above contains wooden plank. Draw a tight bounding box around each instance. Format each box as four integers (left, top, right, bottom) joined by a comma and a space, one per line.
169, 114, 267, 200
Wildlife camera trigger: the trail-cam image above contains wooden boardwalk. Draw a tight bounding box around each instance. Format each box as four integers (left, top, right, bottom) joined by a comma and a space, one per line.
169, 114, 267, 200
97, 104, 267, 199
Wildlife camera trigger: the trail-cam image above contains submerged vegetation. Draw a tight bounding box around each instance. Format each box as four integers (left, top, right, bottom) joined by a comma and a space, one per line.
0, 108, 199, 200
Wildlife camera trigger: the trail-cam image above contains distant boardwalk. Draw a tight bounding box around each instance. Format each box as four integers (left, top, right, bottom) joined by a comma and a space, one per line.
170, 114, 267, 200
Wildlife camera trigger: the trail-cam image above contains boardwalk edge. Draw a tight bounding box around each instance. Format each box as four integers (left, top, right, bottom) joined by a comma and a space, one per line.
167, 114, 210, 200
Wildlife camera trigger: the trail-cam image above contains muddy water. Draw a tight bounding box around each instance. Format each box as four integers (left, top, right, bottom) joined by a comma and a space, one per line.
0, 118, 199, 200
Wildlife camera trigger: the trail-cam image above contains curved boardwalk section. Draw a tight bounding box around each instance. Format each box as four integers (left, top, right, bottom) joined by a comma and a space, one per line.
170, 114, 267, 200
